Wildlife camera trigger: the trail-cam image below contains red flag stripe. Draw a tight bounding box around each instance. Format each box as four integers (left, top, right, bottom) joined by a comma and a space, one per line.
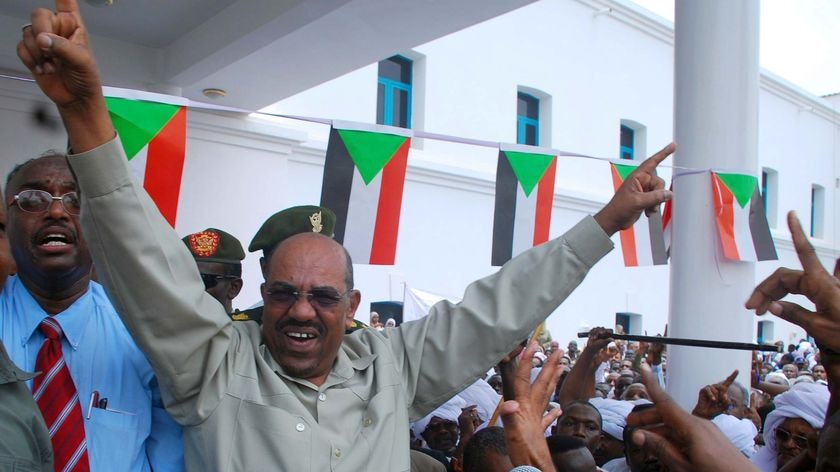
369, 138, 410, 264
143, 106, 187, 227
532, 158, 556, 246
610, 164, 639, 266
711, 174, 740, 260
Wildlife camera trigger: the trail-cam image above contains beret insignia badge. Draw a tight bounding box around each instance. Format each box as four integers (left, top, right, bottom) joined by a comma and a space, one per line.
310, 211, 323, 233
188, 231, 220, 257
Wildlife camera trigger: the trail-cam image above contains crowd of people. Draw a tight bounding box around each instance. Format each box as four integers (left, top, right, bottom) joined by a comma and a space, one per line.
0, 1, 837, 472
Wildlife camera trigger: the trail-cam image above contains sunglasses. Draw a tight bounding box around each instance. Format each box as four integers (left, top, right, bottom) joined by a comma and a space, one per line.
10, 190, 81, 215
265, 285, 350, 309
775, 427, 809, 449
200, 273, 238, 289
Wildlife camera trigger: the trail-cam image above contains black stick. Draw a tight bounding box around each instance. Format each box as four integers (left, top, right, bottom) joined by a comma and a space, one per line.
576, 332, 781, 352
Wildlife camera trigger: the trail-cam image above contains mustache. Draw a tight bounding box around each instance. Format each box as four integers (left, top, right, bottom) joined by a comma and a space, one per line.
273, 318, 326, 336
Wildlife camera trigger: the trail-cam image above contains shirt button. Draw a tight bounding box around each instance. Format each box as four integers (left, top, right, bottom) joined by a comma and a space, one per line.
295, 423, 305, 432
334, 448, 342, 458
363, 417, 372, 427
318, 393, 327, 402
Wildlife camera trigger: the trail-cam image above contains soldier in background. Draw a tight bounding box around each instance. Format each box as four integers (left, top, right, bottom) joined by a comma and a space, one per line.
182, 228, 246, 319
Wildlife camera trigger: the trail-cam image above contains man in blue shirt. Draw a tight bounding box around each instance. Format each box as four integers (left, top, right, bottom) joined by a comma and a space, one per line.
0, 153, 184, 471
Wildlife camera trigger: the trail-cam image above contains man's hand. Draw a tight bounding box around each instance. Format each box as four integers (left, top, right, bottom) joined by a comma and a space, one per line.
17, 0, 113, 152
627, 365, 759, 472
594, 143, 674, 236
691, 370, 737, 420
499, 342, 561, 472
745, 211, 840, 352
582, 327, 613, 360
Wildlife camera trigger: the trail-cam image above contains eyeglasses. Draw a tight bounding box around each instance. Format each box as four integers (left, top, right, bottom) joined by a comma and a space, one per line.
200, 273, 239, 289
775, 427, 809, 449
265, 285, 351, 309
10, 190, 81, 215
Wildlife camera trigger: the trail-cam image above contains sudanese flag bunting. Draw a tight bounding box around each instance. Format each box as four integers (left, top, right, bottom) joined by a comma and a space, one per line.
491, 144, 557, 266
105, 91, 187, 227
610, 162, 668, 266
320, 122, 411, 265
661, 182, 673, 258
710, 171, 777, 261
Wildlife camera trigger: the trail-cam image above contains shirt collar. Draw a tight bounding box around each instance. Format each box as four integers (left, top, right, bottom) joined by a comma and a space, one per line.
13, 276, 92, 351
262, 343, 377, 391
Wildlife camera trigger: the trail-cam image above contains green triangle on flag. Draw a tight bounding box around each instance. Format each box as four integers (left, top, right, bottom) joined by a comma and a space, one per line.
716, 173, 757, 209
337, 129, 408, 185
612, 163, 636, 182
503, 151, 556, 197
105, 97, 181, 160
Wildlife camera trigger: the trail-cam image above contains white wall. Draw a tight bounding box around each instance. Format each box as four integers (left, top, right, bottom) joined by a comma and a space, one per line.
1, 0, 837, 354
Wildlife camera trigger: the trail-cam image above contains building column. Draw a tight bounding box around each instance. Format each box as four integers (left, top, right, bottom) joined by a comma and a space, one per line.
667, 0, 760, 408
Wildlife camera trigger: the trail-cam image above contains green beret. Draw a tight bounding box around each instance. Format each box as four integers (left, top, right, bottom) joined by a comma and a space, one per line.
182, 228, 245, 264
248, 205, 336, 253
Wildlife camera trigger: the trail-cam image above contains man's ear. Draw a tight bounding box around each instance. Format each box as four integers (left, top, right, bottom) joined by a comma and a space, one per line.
228, 277, 243, 300
259, 256, 267, 278
345, 290, 361, 328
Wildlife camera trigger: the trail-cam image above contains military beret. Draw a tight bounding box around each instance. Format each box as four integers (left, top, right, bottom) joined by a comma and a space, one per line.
182, 228, 245, 264
248, 205, 336, 253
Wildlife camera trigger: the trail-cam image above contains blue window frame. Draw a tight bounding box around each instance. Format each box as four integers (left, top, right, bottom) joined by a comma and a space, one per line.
761, 170, 768, 213
377, 56, 412, 128
809, 185, 817, 238
517, 93, 539, 146
620, 125, 634, 160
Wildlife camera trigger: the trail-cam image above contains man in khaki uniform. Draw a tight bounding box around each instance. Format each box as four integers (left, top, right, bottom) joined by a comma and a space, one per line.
17, 2, 673, 470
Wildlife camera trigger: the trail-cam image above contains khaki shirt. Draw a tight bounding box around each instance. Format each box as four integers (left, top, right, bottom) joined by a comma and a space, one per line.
69, 138, 613, 471
0, 341, 52, 471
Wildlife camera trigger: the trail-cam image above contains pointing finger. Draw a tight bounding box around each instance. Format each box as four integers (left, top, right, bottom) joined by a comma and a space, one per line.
635, 142, 676, 174
787, 211, 824, 276
721, 370, 739, 388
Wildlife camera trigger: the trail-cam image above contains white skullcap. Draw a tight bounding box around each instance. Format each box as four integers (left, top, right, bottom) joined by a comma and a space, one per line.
750, 382, 829, 472
456, 379, 501, 426
712, 414, 757, 458
589, 398, 634, 441
410, 395, 466, 440
765, 371, 790, 387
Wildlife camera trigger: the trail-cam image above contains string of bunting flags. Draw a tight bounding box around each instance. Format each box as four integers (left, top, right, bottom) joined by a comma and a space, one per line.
82, 84, 778, 267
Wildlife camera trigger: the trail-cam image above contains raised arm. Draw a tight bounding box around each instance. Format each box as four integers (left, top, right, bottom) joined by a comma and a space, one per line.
17, 0, 113, 152
18, 0, 235, 425
746, 211, 840, 418
396, 146, 674, 418
556, 328, 612, 408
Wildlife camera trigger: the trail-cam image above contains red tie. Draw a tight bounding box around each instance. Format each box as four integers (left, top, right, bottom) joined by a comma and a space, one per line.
33, 317, 91, 472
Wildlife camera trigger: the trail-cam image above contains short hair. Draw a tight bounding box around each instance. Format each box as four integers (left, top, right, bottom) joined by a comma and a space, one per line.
546, 434, 587, 455
5, 152, 69, 198
731, 381, 750, 408
561, 400, 603, 429
462, 427, 507, 472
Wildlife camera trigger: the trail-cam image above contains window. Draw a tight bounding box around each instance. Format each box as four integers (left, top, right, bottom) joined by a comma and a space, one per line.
377, 55, 412, 128
517, 92, 539, 145
757, 320, 774, 344
620, 125, 635, 159
615, 312, 642, 335
761, 168, 778, 228
811, 184, 825, 238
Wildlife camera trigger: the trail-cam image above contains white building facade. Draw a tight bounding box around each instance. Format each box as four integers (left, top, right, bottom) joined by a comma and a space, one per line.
1, 0, 837, 367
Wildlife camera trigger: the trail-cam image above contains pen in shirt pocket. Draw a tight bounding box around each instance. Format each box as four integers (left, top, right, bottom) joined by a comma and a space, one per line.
86, 390, 137, 419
